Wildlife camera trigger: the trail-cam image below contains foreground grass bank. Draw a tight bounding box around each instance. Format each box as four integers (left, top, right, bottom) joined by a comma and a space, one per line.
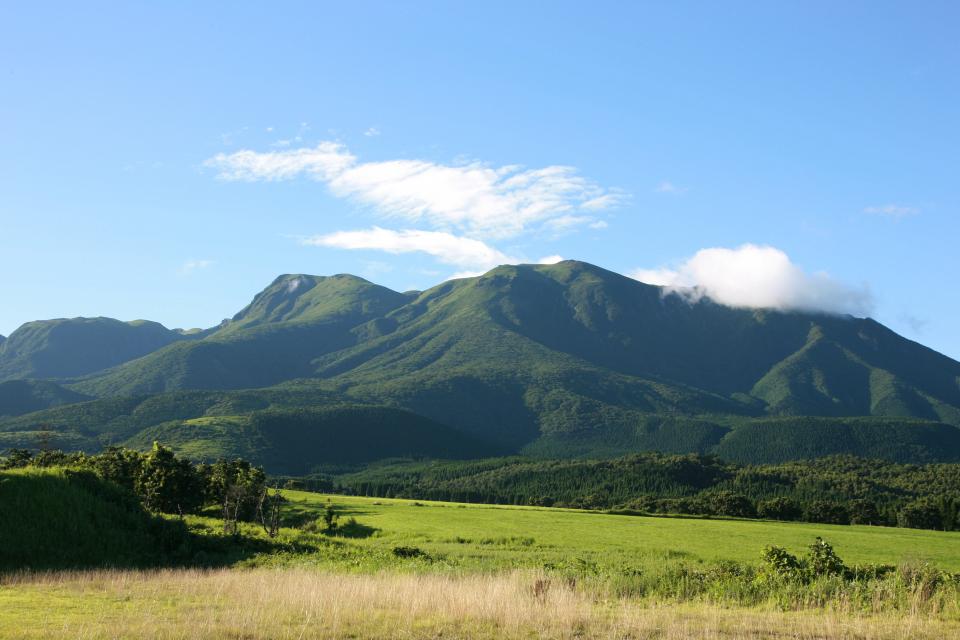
2, 568, 959, 640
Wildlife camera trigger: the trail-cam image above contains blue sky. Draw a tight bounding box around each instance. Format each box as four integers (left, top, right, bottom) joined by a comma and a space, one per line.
2, 1, 958, 359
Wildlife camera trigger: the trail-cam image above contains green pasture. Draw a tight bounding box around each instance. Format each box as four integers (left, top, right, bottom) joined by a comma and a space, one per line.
284, 490, 960, 572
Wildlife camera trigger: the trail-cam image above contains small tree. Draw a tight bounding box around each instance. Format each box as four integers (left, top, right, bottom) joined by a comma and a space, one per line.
257, 485, 284, 538
204, 459, 266, 521
323, 504, 339, 532
708, 491, 756, 518
848, 499, 881, 526
136, 442, 202, 514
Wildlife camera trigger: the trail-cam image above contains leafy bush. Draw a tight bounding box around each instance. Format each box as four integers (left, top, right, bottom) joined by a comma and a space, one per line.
897, 498, 944, 530
804, 500, 850, 525
757, 497, 802, 521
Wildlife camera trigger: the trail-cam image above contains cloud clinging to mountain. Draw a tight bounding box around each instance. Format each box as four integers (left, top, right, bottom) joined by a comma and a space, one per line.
630, 244, 873, 316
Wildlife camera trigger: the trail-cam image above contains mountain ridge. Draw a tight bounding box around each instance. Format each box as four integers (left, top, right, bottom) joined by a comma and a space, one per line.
2, 260, 959, 467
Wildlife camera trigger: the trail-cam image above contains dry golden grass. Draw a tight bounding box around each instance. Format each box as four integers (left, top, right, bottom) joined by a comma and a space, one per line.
2, 569, 959, 639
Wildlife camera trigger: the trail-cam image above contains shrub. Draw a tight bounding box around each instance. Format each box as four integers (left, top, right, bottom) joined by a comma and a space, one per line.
848, 499, 881, 525
806, 537, 847, 578
897, 498, 943, 530
804, 500, 849, 525
757, 497, 802, 521
761, 545, 803, 578
708, 491, 756, 518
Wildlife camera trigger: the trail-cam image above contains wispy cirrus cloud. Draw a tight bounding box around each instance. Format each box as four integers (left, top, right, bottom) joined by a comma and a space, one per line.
204, 142, 623, 239
630, 244, 873, 316
654, 181, 687, 195
179, 259, 215, 276
303, 227, 514, 271
863, 203, 920, 218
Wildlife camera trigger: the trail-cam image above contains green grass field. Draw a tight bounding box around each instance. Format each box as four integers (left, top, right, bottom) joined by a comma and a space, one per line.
280, 490, 960, 572
4, 486, 960, 639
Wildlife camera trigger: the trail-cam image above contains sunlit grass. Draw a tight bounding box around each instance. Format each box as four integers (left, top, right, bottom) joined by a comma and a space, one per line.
2, 568, 958, 640
279, 490, 960, 571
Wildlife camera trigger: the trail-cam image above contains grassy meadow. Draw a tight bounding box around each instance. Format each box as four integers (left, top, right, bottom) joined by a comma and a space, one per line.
4, 487, 960, 638
277, 491, 960, 572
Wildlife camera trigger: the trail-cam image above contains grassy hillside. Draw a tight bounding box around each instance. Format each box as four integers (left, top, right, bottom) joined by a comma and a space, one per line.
0, 317, 186, 381
0, 380, 90, 418
123, 406, 502, 474
0, 386, 350, 452
0, 467, 184, 569
3, 389, 960, 466
0, 390, 499, 473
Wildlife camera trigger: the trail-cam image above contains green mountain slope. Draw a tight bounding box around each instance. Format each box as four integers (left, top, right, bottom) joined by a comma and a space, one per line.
0, 387, 500, 473
0, 317, 186, 381
70, 274, 412, 396
307, 262, 960, 443
124, 406, 502, 475
0, 380, 91, 418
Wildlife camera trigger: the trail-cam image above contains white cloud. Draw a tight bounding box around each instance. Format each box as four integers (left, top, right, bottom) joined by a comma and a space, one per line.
364, 127, 381, 137
538, 255, 565, 264
179, 259, 215, 276
204, 142, 624, 239
864, 204, 919, 218
629, 244, 873, 316
654, 181, 686, 195
630, 267, 682, 286
304, 227, 514, 271
205, 142, 354, 182
543, 214, 600, 234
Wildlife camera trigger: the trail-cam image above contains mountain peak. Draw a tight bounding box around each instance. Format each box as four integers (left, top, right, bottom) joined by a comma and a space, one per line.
217, 272, 408, 336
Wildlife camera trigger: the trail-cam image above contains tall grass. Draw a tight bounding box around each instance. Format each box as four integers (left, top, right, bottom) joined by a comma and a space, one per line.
2, 568, 958, 639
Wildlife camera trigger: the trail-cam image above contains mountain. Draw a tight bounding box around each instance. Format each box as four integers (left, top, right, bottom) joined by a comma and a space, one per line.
2, 260, 960, 467
0, 317, 187, 381
312, 261, 960, 439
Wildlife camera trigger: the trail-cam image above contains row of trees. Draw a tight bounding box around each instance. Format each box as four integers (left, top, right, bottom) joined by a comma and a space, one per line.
620, 493, 957, 530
